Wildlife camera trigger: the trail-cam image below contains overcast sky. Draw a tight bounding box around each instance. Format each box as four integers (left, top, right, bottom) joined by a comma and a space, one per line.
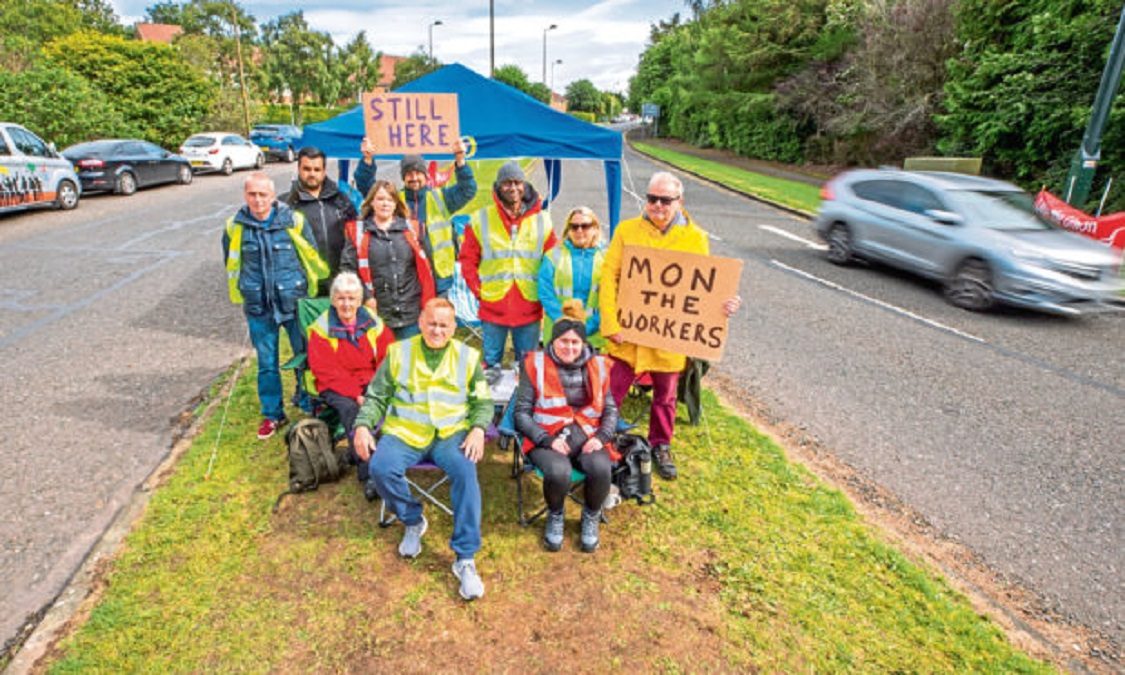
112, 0, 687, 93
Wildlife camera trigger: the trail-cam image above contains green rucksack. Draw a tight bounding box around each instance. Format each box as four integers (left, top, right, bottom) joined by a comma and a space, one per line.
273, 418, 348, 512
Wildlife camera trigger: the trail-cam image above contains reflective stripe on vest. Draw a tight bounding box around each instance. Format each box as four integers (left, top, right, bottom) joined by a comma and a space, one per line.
522, 350, 610, 451
349, 220, 376, 294
473, 205, 551, 303
418, 190, 456, 279
306, 309, 387, 393
382, 336, 479, 447
225, 212, 327, 304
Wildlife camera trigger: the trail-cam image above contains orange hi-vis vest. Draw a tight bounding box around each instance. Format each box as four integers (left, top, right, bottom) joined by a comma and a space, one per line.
346, 220, 436, 304
521, 350, 619, 460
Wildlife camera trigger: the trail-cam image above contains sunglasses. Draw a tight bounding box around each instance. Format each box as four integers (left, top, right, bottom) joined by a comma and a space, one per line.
646, 194, 679, 205
568, 221, 597, 230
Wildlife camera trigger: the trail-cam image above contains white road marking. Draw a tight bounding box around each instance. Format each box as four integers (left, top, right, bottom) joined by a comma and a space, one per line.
769, 259, 987, 343
759, 224, 827, 250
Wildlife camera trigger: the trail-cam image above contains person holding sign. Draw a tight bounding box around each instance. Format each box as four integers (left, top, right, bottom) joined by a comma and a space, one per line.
538, 206, 607, 349
461, 161, 558, 380
340, 179, 437, 341
599, 172, 741, 480
513, 303, 620, 553
355, 137, 477, 295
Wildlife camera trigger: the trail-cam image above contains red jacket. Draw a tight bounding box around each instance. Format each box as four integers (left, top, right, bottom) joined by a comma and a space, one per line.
460, 191, 557, 326
307, 307, 395, 399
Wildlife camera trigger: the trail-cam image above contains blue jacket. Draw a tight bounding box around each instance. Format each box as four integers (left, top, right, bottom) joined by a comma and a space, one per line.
354, 160, 477, 223
537, 239, 603, 336
221, 202, 317, 323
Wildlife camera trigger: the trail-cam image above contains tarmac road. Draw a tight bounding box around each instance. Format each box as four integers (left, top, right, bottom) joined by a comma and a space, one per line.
1, 147, 1120, 657
551, 145, 1123, 650
0, 164, 291, 650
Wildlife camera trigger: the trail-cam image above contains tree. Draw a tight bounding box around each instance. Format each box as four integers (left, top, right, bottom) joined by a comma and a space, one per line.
0, 0, 123, 71
0, 63, 134, 147
338, 31, 380, 103
492, 64, 533, 93
258, 11, 334, 119
565, 79, 601, 113
43, 31, 214, 148
527, 82, 551, 104
391, 50, 440, 89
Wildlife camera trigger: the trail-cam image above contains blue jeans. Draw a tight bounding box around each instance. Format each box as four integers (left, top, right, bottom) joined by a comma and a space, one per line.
246, 312, 309, 420
368, 430, 482, 559
391, 322, 421, 341
435, 274, 454, 296
481, 320, 540, 369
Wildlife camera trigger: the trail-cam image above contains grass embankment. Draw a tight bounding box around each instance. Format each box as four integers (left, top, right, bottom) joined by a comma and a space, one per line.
632, 141, 823, 214
44, 361, 1048, 672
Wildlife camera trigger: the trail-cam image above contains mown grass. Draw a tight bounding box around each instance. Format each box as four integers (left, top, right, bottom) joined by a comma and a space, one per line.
44, 358, 1051, 672
632, 141, 824, 214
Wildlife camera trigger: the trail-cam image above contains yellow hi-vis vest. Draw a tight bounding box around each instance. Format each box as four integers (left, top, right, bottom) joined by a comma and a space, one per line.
471, 204, 552, 303
543, 243, 607, 346
382, 336, 481, 448
224, 212, 327, 304
305, 309, 388, 394
408, 190, 456, 280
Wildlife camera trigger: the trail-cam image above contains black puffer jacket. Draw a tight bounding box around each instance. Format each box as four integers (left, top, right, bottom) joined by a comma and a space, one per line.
513, 344, 619, 448
285, 177, 356, 293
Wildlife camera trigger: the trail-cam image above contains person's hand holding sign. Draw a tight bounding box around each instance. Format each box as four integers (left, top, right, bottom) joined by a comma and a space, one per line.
361, 136, 375, 165
452, 137, 466, 167
722, 295, 742, 317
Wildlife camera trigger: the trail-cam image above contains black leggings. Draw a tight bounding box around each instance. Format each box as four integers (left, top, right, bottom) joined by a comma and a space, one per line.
320, 390, 367, 480
528, 447, 613, 513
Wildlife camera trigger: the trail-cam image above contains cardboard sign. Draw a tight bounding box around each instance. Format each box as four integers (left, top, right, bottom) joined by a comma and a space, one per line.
361, 92, 459, 155
615, 245, 743, 362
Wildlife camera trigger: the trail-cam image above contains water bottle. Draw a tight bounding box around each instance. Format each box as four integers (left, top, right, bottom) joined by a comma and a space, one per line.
637, 445, 652, 496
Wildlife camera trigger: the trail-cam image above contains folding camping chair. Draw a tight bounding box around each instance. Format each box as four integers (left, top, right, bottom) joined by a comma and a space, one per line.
496, 395, 598, 527
377, 458, 453, 526
279, 297, 342, 432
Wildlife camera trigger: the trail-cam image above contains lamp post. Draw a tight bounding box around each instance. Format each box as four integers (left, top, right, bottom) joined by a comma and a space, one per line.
542, 23, 557, 84
551, 59, 562, 92
428, 19, 443, 62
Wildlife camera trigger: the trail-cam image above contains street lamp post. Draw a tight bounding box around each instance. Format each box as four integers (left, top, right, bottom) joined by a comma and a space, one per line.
428, 19, 443, 62
542, 23, 557, 84
551, 59, 562, 92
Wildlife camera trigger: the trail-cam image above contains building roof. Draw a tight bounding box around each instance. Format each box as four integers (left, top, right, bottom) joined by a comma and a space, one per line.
136, 23, 183, 44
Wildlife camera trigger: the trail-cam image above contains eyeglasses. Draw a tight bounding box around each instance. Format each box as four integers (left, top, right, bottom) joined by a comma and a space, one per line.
568, 221, 596, 230
646, 194, 679, 206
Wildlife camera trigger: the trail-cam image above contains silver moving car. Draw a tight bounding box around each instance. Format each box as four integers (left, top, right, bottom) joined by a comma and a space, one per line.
814, 169, 1125, 315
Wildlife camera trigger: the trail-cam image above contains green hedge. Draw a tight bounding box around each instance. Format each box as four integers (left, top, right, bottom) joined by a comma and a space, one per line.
569, 110, 596, 124
255, 104, 348, 126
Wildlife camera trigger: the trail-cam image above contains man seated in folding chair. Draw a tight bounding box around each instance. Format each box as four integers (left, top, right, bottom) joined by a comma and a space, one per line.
513, 303, 620, 553
352, 298, 493, 601
306, 272, 395, 499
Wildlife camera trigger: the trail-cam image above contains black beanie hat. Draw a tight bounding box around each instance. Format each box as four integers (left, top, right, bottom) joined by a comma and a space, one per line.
400, 154, 426, 178
551, 300, 587, 343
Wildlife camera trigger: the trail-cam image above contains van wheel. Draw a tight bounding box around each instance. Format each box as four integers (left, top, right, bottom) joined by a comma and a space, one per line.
116, 171, 137, 195
55, 180, 79, 210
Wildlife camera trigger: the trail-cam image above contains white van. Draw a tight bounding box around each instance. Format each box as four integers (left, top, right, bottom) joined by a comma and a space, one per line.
0, 122, 81, 214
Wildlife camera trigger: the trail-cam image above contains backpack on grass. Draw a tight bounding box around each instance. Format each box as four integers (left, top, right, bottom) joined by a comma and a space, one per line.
612, 433, 656, 505
273, 418, 348, 512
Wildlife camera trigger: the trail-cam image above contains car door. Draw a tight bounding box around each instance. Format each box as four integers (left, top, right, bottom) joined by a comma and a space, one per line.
234, 135, 255, 168
119, 141, 155, 186
221, 135, 242, 168
6, 126, 61, 208
143, 142, 177, 183
877, 181, 957, 277
848, 180, 911, 263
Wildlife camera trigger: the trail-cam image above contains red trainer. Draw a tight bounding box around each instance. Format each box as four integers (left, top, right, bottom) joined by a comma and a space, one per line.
257, 417, 287, 440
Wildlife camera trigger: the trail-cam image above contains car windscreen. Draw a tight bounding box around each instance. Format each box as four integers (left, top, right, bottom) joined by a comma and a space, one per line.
183, 136, 216, 147
944, 190, 1055, 232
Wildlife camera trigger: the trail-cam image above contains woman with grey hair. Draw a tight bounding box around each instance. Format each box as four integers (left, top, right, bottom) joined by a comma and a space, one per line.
307, 272, 395, 491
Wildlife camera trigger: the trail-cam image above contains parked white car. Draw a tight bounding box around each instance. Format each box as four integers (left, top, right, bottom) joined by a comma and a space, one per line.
179, 132, 264, 175
0, 122, 81, 214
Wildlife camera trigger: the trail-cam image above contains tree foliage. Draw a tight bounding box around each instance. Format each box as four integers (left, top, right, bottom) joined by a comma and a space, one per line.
43, 30, 214, 147
565, 79, 601, 112
492, 64, 534, 94
0, 0, 123, 70
392, 51, 440, 89
0, 62, 134, 147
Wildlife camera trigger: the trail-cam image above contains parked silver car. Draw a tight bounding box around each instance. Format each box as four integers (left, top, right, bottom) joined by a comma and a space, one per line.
814, 169, 1125, 315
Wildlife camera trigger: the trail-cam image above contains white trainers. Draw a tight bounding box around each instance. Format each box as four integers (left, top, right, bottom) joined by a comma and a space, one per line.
398, 515, 428, 558
452, 558, 485, 600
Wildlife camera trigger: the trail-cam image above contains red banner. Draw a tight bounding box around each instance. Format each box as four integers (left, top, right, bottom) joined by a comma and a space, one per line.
1034, 189, 1125, 250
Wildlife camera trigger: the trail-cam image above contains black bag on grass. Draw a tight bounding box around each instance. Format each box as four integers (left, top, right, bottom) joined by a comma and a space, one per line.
612, 433, 656, 505
273, 418, 347, 512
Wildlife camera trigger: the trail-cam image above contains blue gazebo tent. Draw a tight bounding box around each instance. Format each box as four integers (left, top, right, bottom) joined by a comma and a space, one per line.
300, 63, 624, 229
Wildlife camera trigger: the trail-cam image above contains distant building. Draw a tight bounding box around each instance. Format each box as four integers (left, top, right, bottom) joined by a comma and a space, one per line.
135, 23, 183, 44
378, 55, 406, 88
550, 92, 568, 112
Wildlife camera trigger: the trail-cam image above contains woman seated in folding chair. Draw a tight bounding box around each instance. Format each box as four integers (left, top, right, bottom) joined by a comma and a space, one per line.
513, 303, 620, 553
307, 272, 395, 498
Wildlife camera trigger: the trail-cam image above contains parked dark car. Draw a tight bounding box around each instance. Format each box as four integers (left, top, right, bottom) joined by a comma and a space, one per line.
814, 168, 1125, 315
62, 139, 193, 195
249, 124, 302, 162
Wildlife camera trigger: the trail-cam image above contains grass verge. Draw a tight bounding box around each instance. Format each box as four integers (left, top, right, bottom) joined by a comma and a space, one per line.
632, 141, 823, 214
42, 361, 1050, 672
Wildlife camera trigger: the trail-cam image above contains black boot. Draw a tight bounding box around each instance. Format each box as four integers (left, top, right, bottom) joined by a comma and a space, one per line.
652, 444, 678, 480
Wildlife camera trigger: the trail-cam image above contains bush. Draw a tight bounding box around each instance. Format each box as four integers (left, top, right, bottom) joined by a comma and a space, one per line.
569, 111, 596, 124
256, 103, 348, 126
0, 62, 135, 147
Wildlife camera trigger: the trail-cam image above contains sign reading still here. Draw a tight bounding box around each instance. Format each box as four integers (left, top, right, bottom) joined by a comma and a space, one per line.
361, 92, 460, 154
616, 245, 743, 362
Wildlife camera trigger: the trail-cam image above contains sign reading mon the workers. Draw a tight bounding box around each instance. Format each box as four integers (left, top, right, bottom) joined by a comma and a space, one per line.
361, 92, 460, 154
616, 245, 743, 362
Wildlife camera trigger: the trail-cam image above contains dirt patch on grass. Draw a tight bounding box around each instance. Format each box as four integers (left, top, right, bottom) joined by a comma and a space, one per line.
706, 371, 1121, 672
